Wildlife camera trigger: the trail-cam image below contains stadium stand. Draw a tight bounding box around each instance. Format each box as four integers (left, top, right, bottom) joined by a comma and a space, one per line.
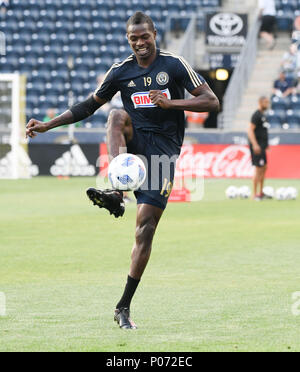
268, 12, 300, 130
0, 0, 221, 128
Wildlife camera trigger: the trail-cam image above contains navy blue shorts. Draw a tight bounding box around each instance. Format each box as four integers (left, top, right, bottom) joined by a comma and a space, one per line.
127, 128, 180, 210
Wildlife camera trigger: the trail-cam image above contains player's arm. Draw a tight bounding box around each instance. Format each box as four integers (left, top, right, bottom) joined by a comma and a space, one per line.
248, 122, 261, 155
149, 83, 219, 112
26, 94, 107, 138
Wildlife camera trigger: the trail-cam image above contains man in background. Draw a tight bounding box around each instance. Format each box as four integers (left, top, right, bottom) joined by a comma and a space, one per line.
248, 96, 270, 201
43, 108, 82, 129
259, 0, 277, 50
273, 71, 296, 97
0, 0, 9, 16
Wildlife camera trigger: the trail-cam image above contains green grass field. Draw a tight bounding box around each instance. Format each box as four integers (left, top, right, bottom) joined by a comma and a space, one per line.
0, 177, 300, 352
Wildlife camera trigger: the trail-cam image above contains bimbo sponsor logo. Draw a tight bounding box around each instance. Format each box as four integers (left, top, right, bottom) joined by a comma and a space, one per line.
131, 89, 171, 108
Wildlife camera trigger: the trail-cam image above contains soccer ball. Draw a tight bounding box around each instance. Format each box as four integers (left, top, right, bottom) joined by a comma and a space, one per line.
238, 186, 251, 199
275, 187, 287, 201
286, 187, 298, 200
108, 153, 147, 191
263, 186, 275, 199
225, 186, 239, 199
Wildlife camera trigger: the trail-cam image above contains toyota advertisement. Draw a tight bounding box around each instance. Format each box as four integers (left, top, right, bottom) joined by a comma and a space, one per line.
205, 12, 248, 47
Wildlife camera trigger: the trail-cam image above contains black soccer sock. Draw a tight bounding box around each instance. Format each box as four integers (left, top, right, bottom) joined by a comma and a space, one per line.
116, 275, 140, 310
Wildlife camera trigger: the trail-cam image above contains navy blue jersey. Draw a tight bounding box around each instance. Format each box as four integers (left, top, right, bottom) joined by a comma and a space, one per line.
95, 49, 206, 151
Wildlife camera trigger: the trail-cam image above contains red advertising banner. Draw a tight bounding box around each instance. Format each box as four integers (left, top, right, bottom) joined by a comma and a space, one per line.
176, 144, 300, 179
100, 143, 300, 180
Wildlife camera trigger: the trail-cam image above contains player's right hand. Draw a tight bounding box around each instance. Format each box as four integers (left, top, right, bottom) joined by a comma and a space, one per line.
253, 144, 262, 155
26, 119, 48, 139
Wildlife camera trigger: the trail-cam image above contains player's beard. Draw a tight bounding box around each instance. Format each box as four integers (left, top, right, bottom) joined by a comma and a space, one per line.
135, 45, 155, 60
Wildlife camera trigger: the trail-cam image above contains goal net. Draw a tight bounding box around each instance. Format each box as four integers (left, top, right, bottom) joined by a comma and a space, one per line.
0, 74, 37, 179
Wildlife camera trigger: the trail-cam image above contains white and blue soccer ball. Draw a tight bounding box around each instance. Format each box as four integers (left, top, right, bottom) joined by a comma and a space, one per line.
263, 186, 275, 199
238, 186, 251, 199
225, 186, 239, 199
108, 153, 146, 191
286, 187, 298, 200
275, 187, 288, 201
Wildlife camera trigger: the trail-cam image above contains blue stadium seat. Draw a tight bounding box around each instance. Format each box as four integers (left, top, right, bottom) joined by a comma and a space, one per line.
71, 32, 89, 45
273, 109, 286, 122
8, 0, 191, 121
1, 56, 16, 72
31, 40, 47, 55
35, 66, 53, 81
44, 93, 59, 107
291, 101, 300, 116
53, 30, 69, 45
266, 112, 282, 128
1, 19, 18, 33
4, 54, 19, 70
271, 96, 289, 111
25, 55, 39, 70
27, 91, 40, 107
68, 40, 83, 56
19, 65, 33, 79
285, 111, 300, 128
276, 10, 294, 31
17, 30, 32, 45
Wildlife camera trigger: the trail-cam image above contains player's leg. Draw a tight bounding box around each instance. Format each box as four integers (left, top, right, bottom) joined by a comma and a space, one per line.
253, 166, 265, 199
130, 203, 163, 279
107, 109, 133, 158
86, 109, 133, 217
260, 164, 268, 196
114, 203, 164, 329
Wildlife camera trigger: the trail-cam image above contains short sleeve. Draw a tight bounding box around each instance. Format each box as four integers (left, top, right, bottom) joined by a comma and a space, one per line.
174, 57, 206, 93
95, 65, 119, 101
251, 111, 260, 126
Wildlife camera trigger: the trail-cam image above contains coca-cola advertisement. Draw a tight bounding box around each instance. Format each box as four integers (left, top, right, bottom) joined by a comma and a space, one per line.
175, 144, 253, 178
175, 144, 300, 179
96, 142, 300, 203
99, 143, 300, 180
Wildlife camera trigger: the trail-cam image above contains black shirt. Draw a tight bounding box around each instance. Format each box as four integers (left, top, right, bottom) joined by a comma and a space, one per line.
250, 110, 269, 148
95, 49, 206, 150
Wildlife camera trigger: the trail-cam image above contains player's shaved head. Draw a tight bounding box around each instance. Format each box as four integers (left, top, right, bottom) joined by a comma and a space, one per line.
126, 11, 155, 32
258, 96, 270, 111
259, 96, 268, 103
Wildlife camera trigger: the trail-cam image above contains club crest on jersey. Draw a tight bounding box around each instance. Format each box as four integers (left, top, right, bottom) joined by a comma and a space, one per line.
131, 89, 171, 109
156, 72, 169, 85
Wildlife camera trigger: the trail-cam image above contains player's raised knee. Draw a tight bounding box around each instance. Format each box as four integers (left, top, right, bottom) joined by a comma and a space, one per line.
107, 109, 129, 130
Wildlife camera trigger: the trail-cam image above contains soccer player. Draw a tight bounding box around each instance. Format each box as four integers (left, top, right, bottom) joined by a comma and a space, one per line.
26, 12, 219, 329
248, 96, 270, 201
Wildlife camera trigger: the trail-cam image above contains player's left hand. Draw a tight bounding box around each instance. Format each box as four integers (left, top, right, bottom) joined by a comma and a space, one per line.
149, 90, 172, 109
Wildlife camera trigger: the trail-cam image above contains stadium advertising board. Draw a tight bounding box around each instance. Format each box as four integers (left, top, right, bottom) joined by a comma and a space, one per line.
205, 13, 248, 47
28, 144, 98, 176
27, 141, 300, 179
176, 144, 300, 179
